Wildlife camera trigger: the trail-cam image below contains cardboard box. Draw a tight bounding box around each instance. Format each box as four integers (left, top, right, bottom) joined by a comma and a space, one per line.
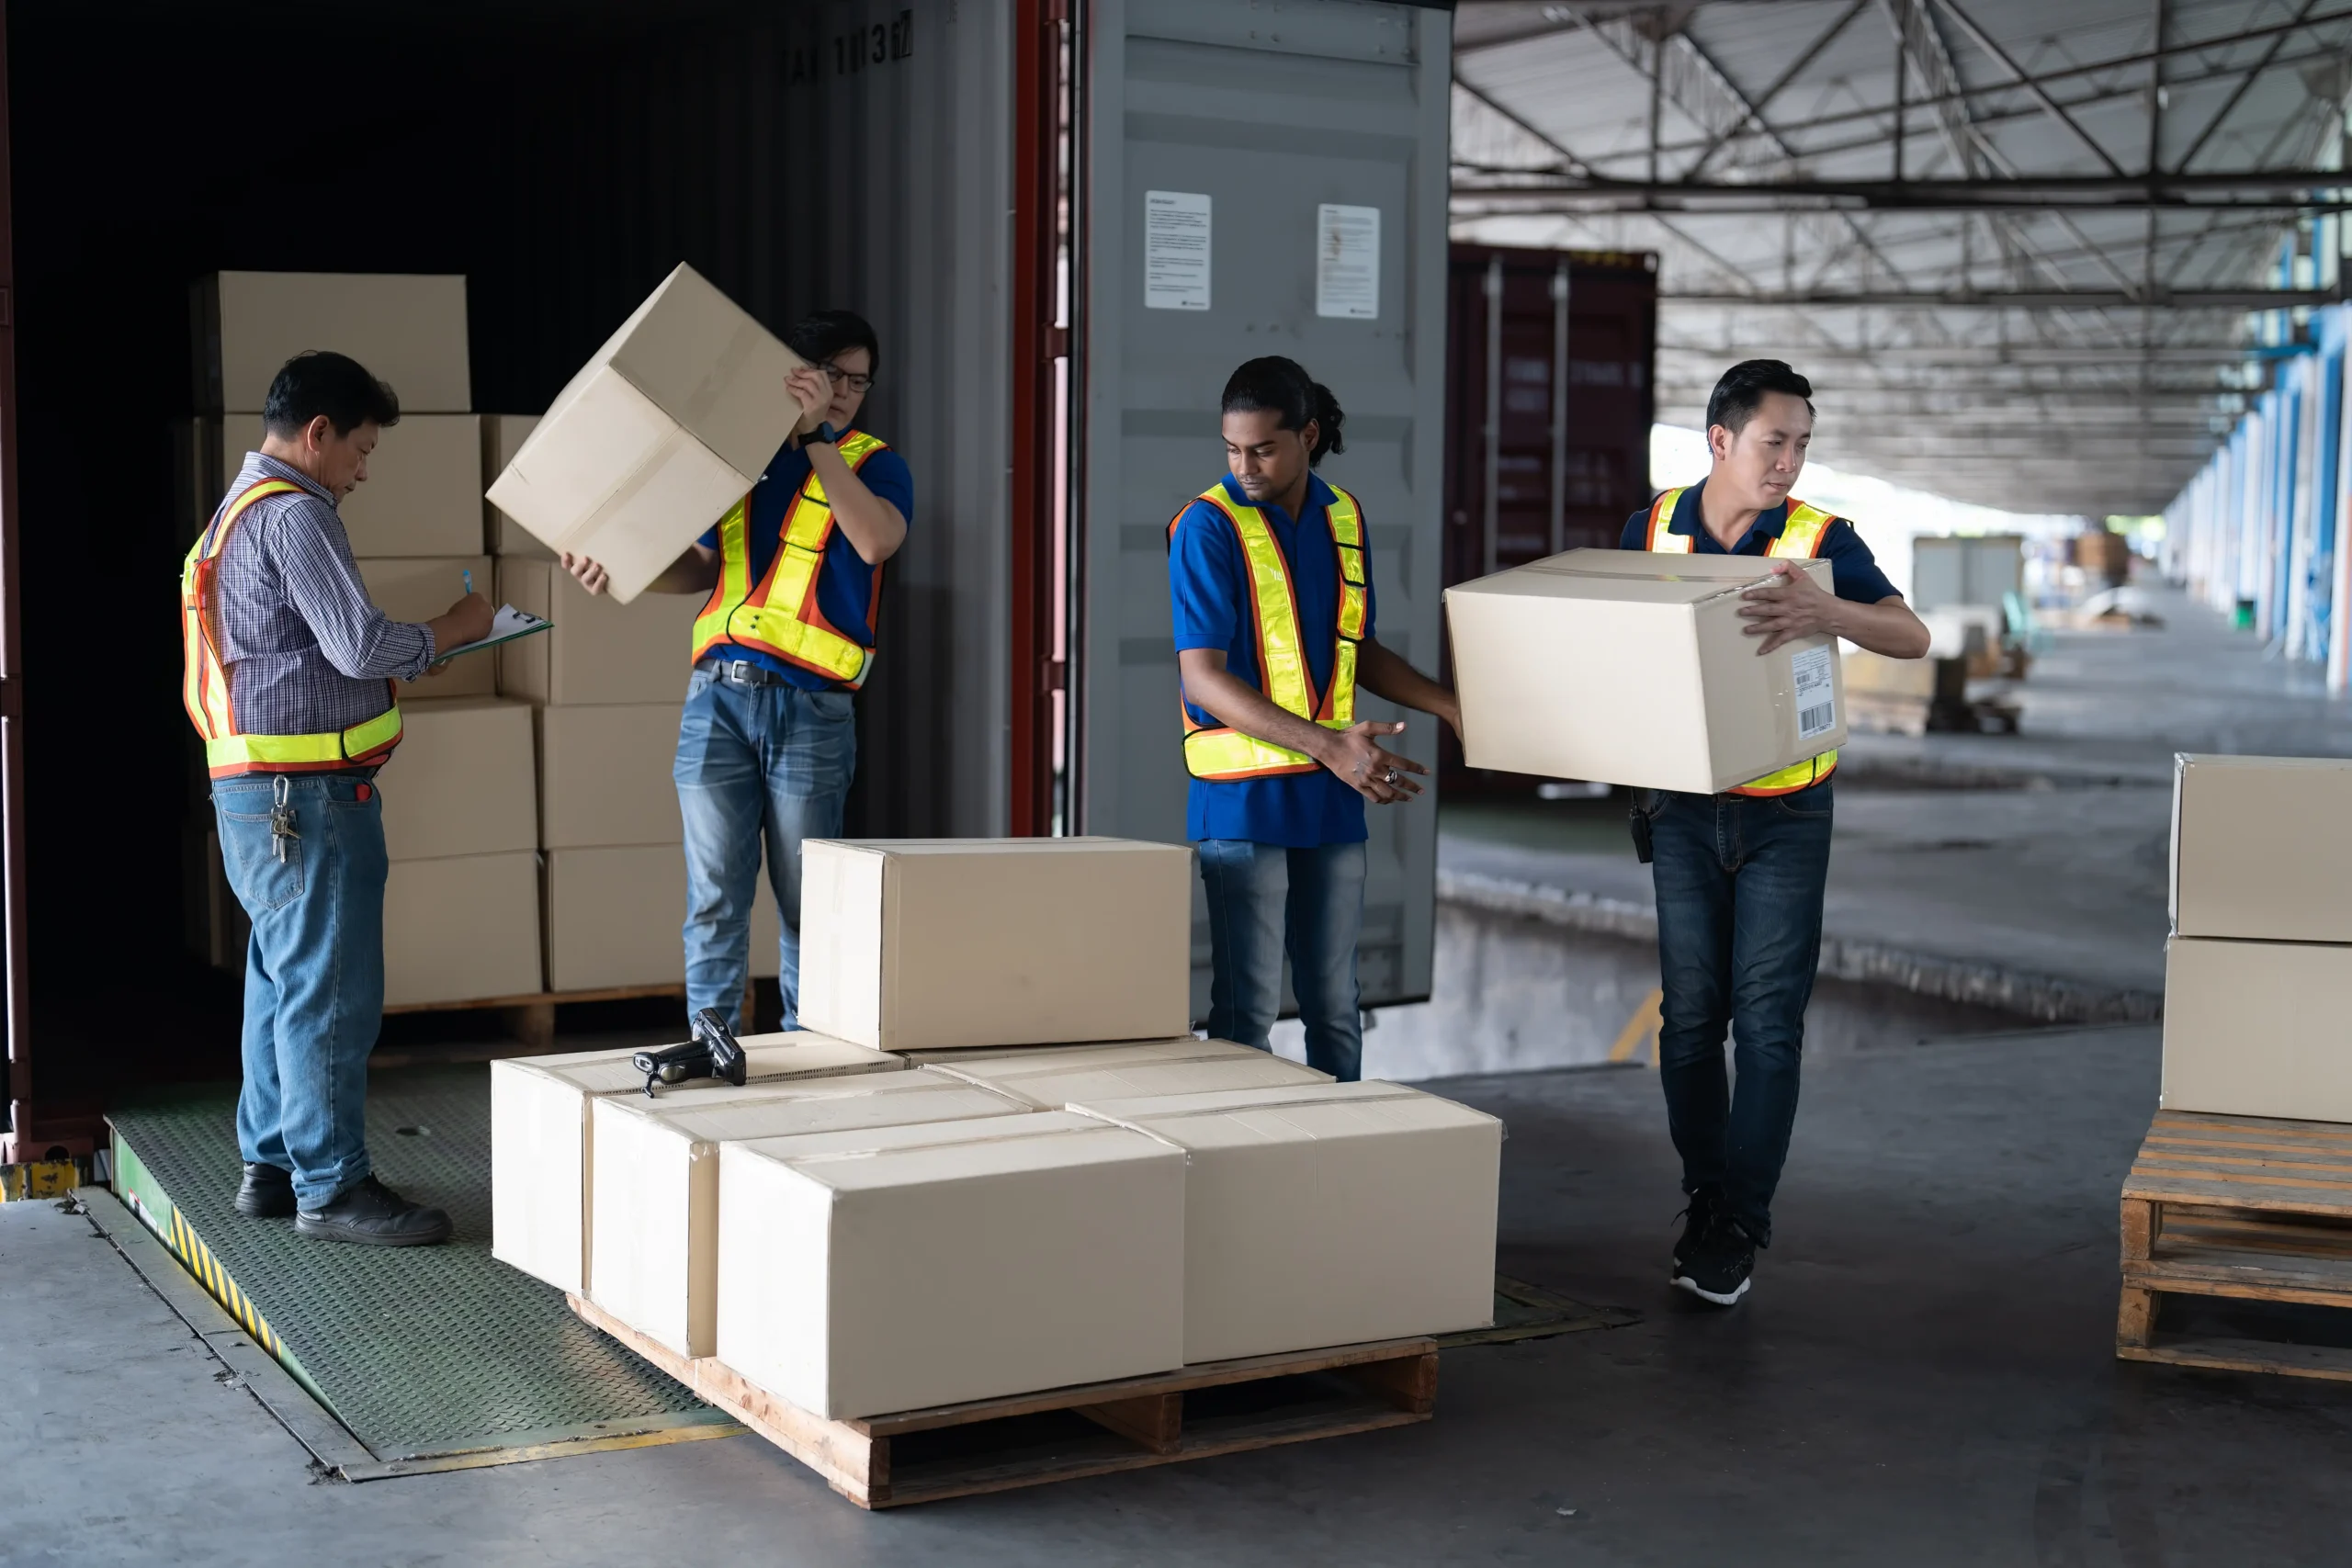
375, 697, 537, 861
928, 1037, 1330, 1109
539, 704, 684, 848
355, 555, 496, 698
2163, 937, 2352, 1121
1073, 1081, 1499, 1361
483, 264, 805, 603
589, 1070, 1027, 1356
489, 1032, 900, 1295
798, 838, 1194, 1051
545, 845, 684, 991
496, 558, 702, 705
383, 852, 541, 1007
220, 413, 481, 558
2172, 755, 2352, 942
1444, 549, 1849, 794
197, 270, 470, 415
717, 1111, 1187, 1417
483, 414, 548, 557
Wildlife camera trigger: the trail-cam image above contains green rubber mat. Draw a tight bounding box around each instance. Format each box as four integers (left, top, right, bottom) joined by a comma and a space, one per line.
107, 1065, 735, 1477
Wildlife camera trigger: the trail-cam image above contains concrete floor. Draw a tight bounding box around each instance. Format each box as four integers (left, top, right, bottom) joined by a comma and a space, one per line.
9, 1023, 2352, 1565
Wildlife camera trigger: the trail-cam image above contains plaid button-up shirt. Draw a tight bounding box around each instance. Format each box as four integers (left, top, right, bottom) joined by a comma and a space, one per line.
204, 452, 437, 741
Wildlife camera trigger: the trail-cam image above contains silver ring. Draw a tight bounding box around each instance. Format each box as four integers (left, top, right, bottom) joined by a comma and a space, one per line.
1383, 768, 1401, 785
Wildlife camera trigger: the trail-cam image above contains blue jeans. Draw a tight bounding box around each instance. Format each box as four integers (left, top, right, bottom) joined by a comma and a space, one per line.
1197, 839, 1367, 1081
213, 773, 386, 1210
674, 670, 856, 1031
1642, 778, 1835, 1247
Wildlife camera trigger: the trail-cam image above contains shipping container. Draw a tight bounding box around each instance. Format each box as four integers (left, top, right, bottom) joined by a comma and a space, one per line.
0, 0, 1455, 1157
1438, 243, 1658, 795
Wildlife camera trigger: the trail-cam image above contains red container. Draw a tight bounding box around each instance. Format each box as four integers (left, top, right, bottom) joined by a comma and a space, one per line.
1440, 244, 1659, 796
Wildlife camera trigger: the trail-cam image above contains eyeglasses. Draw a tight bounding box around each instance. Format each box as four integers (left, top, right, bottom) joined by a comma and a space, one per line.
820, 361, 875, 395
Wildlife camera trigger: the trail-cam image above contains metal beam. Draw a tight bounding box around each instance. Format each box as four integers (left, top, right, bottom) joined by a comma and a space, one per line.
2173, 0, 2327, 174
1685, 0, 1871, 178
1453, 170, 2352, 205
1655, 285, 2338, 308
1932, 0, 2128, 177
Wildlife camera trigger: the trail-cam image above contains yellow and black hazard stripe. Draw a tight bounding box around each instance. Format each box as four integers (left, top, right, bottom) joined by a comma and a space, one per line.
164, 1201, 286, 1359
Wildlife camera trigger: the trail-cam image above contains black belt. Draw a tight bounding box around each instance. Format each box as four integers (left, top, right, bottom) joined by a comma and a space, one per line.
696, 656, 793, 688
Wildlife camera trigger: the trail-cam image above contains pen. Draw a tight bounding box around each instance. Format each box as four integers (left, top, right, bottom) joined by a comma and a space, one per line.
463, 569, 474, 596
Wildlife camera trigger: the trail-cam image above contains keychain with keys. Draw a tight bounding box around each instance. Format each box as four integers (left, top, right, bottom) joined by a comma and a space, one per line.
269, 774, 300, 864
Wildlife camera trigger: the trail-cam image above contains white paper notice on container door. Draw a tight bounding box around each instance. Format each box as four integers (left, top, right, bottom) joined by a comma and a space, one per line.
1316, 204, 1380, 320
1792, 645, 1838, 741
1145, 191, 1212, 311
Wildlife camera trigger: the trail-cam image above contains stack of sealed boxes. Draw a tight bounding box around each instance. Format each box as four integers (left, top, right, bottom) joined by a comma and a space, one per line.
492, 835, 1504, 1423
189, 271, 541, 1004
2165, 755, 2352, 1120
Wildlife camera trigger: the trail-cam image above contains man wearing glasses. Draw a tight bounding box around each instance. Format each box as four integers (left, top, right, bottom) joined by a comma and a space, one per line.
560, 310, 910, 1032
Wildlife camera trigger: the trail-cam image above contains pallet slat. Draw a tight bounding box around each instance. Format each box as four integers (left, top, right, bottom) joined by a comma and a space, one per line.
567, 1294, 1437, 1508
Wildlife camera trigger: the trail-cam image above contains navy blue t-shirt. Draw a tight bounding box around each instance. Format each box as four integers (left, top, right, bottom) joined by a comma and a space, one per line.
1618, 479, 1899, 604
1169, 472, 1377, 848
696, 432, 915, 690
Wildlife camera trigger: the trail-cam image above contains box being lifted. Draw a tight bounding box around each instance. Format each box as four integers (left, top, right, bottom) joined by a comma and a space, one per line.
490, 1032, 899, 1296
1445, 549, 1849, 795
2172, 755, 2352, 942
1074, 1081, 1501, 1363
484, 263, 808, 603
717, 1112, 1187, 1419
589, 1070, 1028, 1358
797, 838, 1196, 1052
925, 1037, 1331, 1110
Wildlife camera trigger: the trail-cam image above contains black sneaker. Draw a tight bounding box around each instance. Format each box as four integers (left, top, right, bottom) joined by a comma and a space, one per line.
234, 1162, 296, 1219
1671, 1213, 1756, 1307
294, 1175, 452, 1247
1670, 1188, 1721, 1269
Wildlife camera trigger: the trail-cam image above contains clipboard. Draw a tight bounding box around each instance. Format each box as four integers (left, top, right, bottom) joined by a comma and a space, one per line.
434, 605, 552, 662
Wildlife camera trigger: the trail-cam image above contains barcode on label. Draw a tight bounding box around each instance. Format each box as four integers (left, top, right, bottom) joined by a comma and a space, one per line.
1791, 645, 1838, 741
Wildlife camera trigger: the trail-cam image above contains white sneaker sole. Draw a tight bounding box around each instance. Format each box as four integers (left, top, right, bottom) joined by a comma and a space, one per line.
1671, 1270, 1750, 1307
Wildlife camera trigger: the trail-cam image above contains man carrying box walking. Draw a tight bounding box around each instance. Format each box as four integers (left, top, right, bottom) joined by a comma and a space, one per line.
1623, 359, 1928, 1307
561, 310, 909, 1032
187, 351, 492, 1245
1169, 357, 1461, 1083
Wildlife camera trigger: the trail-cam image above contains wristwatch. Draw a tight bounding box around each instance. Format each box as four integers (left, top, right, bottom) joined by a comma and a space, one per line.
802, 421, 840, 448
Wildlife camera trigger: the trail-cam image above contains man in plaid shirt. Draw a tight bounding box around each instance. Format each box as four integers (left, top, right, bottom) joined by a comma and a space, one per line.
198, 352, 490, 1246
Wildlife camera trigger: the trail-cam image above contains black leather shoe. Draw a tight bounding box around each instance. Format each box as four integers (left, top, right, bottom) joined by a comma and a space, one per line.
234, 1162, 296, 1219
294, 1175, 452, 1247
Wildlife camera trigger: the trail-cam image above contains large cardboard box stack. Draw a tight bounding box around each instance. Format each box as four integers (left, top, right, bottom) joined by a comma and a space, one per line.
494, 831, 1503, 1427
1445, 549, 1848, 793
2164, 756, 2352, 1121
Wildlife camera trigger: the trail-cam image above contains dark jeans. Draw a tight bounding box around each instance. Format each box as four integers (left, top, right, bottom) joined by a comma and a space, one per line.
1640, 777, 1834, 1247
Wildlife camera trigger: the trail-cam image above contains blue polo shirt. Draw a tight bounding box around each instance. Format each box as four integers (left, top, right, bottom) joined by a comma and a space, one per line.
1618, 479, 1899, 604
1170, 472, 1377, 848
695, 431, 915, 690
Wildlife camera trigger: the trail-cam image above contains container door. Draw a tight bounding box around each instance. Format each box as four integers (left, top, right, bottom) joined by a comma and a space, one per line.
1075, 0, 1451, 1015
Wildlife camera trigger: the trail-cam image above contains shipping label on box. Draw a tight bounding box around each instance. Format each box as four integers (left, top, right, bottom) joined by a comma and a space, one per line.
1073, 1080, 1500, 1362
797, 838, 1196, 1051
496, 558, 702, 705
375, 697, 537, 861
1444, 549, 1849, 795
589, 1070, 1025, 1357
2171, 754, 2352, 942
483, 264, 807, 603
198, 271, 470, 415
538, 704, 684, 848
717, 1111, 1187, 1418
2162, 936, 2352, 1122
929, 1037, 1330, 1109
489, 1032, 900, 1295
383, 852, 542, 1007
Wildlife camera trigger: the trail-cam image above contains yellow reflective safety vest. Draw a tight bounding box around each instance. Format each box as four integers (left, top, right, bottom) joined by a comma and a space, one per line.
1170, 480, 1369, 781
691, 431, 891, 687
1645, 485, 1838, 797
181, 477, 404, 779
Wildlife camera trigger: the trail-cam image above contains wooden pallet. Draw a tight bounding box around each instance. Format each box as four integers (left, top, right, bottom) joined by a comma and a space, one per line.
2119, 1109, 2352, 1381
568, 1294, 1437, 1507
379, 976, 761, 1057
